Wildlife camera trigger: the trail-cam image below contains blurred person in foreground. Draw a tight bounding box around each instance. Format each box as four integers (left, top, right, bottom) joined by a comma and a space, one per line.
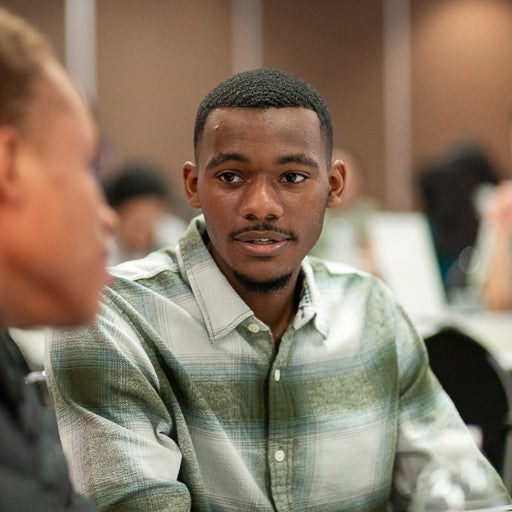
46, 69, 510, 511
0, 7, 116, 511
103, 162, 187, 265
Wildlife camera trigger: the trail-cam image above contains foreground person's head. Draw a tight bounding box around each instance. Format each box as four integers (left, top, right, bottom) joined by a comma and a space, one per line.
0, 8, 116, 327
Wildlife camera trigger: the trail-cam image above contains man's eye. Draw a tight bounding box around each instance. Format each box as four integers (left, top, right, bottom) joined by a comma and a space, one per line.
218, 172, 242, 183
284, 172, 306, 183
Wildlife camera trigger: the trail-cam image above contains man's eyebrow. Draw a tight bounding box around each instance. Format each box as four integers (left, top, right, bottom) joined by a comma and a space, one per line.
206, 152, 249, 169
276, 153, 319, 168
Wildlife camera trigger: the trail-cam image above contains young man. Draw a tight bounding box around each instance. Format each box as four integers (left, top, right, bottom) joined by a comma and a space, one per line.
47, 69, 511, 511
0, 7, 116, 511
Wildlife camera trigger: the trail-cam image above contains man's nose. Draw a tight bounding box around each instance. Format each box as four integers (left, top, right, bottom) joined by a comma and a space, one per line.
239, 176, 284, 221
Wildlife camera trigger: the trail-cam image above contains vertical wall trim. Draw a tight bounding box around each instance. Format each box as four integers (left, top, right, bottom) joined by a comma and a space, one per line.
65, 0, 96, 101
383, 0, 412, 210
231, 0, 263, 74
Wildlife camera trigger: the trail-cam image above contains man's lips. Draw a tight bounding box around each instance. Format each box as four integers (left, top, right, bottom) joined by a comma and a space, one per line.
230, 227, 295, 256
234, 230, 291, 243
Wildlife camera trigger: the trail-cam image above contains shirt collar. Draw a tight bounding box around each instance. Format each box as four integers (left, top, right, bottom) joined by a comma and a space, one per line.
177, 217, 253, 344
177, 216, 329, 343
294, 258, 329, 339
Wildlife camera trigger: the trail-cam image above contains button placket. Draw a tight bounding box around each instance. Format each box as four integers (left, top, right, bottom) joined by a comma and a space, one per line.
267, 329, 295, 511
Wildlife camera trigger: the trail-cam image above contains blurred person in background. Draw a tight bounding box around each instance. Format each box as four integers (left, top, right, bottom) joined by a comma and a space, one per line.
0, 7, 116, 511
103, 162, 187, 265
311, 146, 379, 271
417, 141, 501, 300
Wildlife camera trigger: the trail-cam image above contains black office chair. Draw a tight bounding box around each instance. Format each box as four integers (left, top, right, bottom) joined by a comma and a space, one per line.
425, 326, 512, 492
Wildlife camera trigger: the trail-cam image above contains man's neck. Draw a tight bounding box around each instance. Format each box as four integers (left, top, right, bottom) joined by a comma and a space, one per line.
236, 275, 302, 346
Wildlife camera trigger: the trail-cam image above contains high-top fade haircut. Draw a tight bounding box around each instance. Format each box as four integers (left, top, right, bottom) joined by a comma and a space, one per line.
194, 69, 333, 166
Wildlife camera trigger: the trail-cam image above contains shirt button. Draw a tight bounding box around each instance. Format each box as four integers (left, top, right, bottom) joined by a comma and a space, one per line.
275, 449, 285, 462
274, 369, 281, 382
248, 323, 260, 333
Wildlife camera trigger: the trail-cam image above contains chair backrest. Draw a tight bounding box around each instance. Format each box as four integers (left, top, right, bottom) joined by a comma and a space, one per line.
425, 326, 512, 485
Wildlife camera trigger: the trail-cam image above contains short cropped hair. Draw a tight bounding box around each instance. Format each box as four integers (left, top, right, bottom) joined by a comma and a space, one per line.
0, 7, 54, 130
194, 69, 333, 164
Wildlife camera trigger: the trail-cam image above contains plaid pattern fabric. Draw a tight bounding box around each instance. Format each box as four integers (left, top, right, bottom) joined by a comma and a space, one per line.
46, 216, 509, 512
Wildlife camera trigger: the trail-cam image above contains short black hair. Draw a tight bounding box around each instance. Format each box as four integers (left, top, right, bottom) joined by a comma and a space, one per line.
104, 163, 168, 209
194, 69, 333, 163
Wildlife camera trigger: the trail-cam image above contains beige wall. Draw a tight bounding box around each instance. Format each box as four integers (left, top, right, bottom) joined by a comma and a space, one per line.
2, 0, 512, 215
411, 0, 512, 180
95, 0, 231, 217
263, 0, 385, 204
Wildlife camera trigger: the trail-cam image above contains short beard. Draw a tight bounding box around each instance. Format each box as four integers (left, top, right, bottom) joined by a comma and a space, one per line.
232, 270, 292, 294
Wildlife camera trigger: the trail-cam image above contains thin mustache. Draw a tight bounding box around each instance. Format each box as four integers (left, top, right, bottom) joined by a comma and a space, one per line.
231, 223, 295, 239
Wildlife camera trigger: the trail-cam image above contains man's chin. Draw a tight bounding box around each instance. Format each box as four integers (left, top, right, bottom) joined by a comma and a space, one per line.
233, 269, 293, 294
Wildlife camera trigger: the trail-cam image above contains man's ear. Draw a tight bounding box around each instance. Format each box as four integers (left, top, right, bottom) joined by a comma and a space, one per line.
183, 161, 201, 209
0, 126, 22, 204
326, 159, 345, 209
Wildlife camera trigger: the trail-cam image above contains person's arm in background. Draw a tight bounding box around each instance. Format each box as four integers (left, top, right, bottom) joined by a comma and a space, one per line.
481, 181, 512, 311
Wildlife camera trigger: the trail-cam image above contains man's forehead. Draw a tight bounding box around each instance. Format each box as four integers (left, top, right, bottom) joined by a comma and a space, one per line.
199, 107, 322, 144
196, 107, 329, 165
